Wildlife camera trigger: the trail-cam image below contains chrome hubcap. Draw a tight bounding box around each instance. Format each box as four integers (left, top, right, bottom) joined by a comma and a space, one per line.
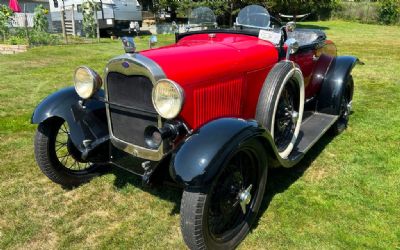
346, 101, 352, 115
239, 184, 252, 214
291, 110, 299, 124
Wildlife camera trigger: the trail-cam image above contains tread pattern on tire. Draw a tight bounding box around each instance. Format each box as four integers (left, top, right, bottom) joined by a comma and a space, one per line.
256, 61, 297, 128
180, 189, 207, 250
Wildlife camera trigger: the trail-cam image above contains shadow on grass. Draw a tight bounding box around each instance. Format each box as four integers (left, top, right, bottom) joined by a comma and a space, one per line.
107, 132, 335, 218
252, 133, 335, 229
297, 23, 330, 30
110, 165, 182, 215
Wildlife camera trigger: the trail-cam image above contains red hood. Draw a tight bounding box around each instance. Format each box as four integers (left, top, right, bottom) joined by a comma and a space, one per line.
140, 33, 279, 86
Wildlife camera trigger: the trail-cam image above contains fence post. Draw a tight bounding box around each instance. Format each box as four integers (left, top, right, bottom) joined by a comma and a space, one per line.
71, 4, 76, 36
60, 9, 68, 44
23, 4, 30, 45
94, 6, 100, 42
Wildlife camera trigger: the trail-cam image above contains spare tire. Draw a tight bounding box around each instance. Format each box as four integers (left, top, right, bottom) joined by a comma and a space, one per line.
256, 61, 305, 158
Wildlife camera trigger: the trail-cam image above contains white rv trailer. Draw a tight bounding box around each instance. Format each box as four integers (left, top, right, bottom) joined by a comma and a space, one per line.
48, 0, 142, 34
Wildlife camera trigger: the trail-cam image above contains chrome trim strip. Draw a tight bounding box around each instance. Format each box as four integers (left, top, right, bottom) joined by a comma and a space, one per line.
104, 53, 166, 161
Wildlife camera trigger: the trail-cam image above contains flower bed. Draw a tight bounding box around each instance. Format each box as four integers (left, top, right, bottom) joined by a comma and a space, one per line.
0, 44, 28, 54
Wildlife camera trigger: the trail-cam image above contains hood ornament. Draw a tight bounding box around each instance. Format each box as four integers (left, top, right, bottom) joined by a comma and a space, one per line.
121, 36, 136, 53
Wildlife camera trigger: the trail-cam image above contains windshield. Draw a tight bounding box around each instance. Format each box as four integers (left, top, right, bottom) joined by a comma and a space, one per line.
236, 5, 271, 29
182, 5, 275, 33
188, 7, 216, 26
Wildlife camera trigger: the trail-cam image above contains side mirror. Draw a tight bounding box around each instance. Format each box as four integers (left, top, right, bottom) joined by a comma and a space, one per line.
121, 36, 136, 53
149, 35, 158, 49
285, 21, 296, 32
284, 38, 299, 60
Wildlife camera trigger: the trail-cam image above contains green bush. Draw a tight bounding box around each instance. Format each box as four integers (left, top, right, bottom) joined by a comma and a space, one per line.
7, 36, 27, 45
378, 0, 400, 24
29, 31, 60, 45
0, 4, 13, 40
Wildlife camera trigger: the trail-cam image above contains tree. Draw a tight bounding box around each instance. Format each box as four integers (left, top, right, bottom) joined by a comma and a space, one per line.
33, 4, 49, 32
260, 0, 340, 20
146, 0, 339, 24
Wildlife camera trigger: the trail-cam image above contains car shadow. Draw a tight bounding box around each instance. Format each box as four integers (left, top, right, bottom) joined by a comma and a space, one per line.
108, 132, 336, 218
110, 166, 182, 215
252, 133, 335, 230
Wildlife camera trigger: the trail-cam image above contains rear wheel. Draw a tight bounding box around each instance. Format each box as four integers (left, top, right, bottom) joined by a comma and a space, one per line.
180, 139, 268, 250
330, 76, 354, 135
256, 61, 305, 158
34, 118, 100, 188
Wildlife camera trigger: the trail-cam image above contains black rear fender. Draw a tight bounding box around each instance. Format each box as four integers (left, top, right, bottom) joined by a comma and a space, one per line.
317, 56, 359, 115
31, 87, 109, 157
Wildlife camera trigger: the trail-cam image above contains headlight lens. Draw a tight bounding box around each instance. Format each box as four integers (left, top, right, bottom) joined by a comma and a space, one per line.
152, 79, 184, 119
74, 66, 102, 99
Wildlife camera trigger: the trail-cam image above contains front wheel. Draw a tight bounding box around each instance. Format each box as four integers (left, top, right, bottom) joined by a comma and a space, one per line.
180, 139, 268, 250
34, 118, 100, 188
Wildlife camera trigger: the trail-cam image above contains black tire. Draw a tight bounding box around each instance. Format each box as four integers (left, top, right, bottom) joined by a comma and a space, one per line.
256, 61, 305, 158
34, 118, 100, 188
330, 76, 354, 135
180, 139, 268, 250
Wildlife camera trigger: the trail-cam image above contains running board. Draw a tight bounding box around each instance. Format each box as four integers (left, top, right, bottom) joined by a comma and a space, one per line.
288, 112, 338, 161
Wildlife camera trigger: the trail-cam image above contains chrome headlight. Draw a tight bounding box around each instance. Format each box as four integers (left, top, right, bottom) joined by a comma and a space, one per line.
152, 79, 184, 119
74, 66, 102, 99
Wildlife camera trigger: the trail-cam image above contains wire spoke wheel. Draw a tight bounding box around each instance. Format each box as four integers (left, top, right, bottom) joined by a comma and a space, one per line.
54, 122, 92, 172
255, 61, 305, 159
34, 118, 100, 187
180, 139, 268, 250
274, 80, 299, 152
207, 150, 257, 240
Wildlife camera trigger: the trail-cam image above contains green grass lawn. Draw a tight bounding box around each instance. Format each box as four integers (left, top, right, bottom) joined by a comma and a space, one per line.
0, 21, 399, 249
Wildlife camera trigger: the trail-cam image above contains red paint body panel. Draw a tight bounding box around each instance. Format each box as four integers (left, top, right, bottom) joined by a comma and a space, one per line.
306, 40, 337, 97
141, 33, 336, 129
142, 34, 278, 85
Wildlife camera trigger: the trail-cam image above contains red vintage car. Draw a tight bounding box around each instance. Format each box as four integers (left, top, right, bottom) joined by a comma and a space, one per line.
32, 5, 359, 249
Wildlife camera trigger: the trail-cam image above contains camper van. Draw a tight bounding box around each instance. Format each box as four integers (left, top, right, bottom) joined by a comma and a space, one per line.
48, 0, 142, 35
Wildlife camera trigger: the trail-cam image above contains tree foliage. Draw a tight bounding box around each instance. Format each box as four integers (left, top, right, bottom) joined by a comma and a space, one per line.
378, 0, 400, 24
0, 4, 13, 40
144, 0, 340, 24
82, 0, 97, 38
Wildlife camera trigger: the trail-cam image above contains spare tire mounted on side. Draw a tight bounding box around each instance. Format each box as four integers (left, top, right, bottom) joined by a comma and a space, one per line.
256, 61, 305, 158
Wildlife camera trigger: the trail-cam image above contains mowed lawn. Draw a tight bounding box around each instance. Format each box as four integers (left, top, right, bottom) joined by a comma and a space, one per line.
0, 21, 399, 249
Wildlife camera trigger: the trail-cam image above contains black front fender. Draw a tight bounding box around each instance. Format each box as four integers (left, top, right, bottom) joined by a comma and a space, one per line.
32, 87, 108, 156
317, 56, 359, 115
170, 118, 275, 188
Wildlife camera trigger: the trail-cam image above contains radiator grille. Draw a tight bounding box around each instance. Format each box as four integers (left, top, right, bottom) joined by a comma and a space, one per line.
193, 77, 244, 127
106, 73, 157, 148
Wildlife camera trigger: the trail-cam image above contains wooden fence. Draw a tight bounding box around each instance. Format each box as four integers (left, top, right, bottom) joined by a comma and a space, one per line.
10, 13, 35, 28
